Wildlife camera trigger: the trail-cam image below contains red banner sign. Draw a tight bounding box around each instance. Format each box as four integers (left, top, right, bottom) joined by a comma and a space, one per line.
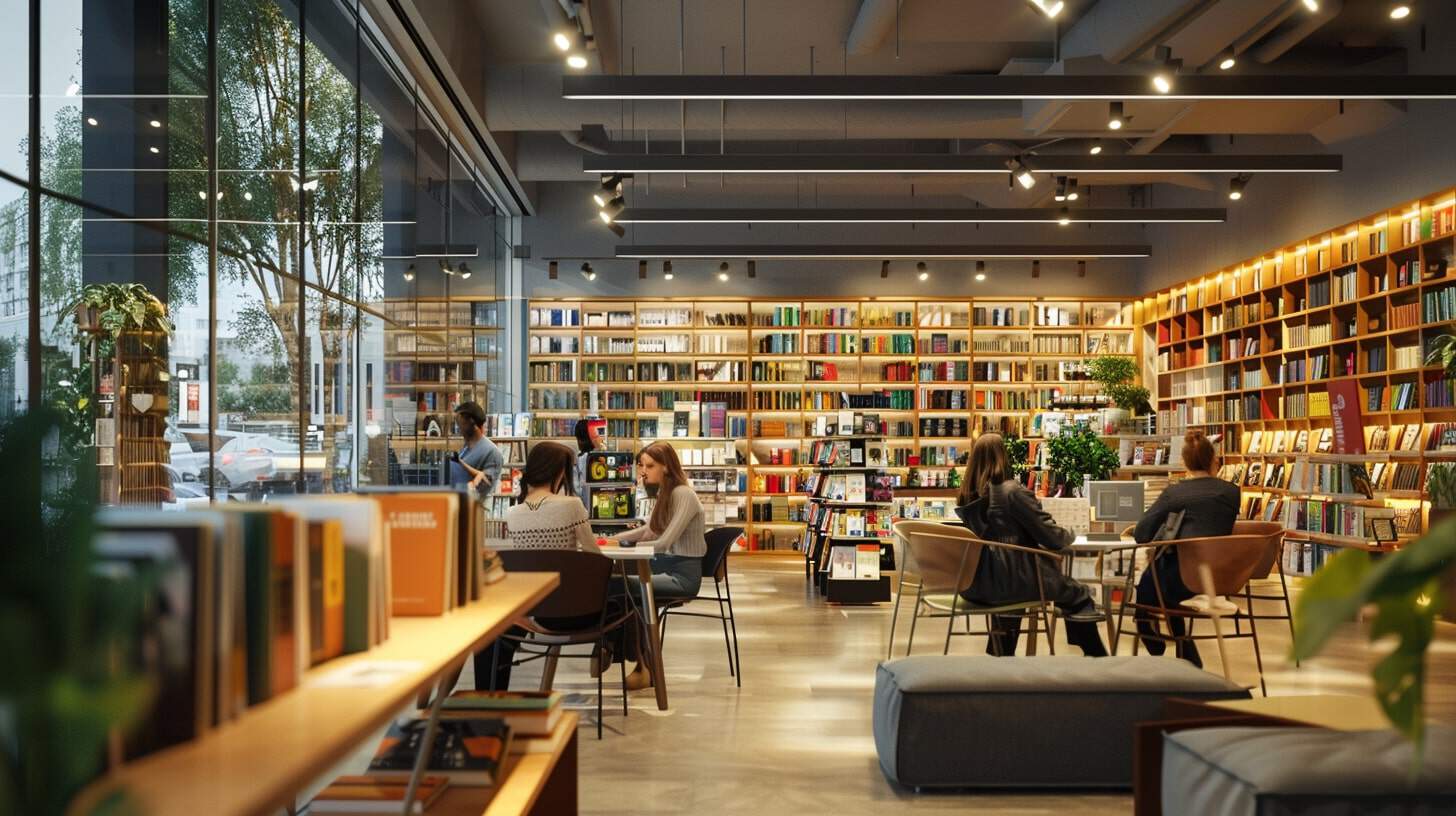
1328, 379, 1365, 455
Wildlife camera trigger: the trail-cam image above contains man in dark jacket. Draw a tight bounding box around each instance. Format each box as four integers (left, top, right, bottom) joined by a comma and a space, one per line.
956, 481, 1108, 657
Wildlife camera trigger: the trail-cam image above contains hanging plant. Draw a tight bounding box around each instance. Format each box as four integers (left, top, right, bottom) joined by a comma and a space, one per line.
1045, 425, 1120, 496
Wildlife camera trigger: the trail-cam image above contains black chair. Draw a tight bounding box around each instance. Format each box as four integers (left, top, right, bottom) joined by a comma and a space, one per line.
657, 526, 744, 686
495, 549, 638, 738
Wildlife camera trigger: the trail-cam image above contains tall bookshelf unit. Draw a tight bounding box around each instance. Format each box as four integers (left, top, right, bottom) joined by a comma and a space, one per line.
381, 296, 511, 484
1147, 186, 1456, 570
528, 296, 1141, 552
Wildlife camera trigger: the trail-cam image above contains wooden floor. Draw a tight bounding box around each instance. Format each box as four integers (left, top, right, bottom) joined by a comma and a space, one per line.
486, 554, 1456, 815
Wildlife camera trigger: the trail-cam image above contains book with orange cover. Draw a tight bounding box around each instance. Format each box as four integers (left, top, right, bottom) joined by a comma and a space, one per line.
310, 775, 449, 814
308, 518, 345, 665
268, 510, 300, 696
371, 492, 457, 616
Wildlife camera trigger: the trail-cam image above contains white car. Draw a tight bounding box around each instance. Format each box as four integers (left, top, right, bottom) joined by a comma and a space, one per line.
165, 426, 207, 481
204, 435, 298, 488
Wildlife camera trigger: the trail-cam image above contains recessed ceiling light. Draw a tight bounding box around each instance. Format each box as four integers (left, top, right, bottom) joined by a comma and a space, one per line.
1390, 4, 1410, 19
566, 54, 589, 70
553, 32, 573, 51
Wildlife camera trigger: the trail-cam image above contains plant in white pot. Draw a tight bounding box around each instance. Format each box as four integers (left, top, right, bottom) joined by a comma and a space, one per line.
1085, 355, 1150, 434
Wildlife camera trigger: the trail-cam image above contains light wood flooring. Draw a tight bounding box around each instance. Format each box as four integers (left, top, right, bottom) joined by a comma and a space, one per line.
483, 554, 1456, 815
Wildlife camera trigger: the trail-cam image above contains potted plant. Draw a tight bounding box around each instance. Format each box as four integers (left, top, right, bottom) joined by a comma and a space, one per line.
1293, 515, 1456, 765
1085, 355, 1151, 434
61, 283, 175, 343
1426, 325, 1456, 377
1003, 435, 1031, 482
1428, 463, 1456, 527
1045, 425, 1120, 497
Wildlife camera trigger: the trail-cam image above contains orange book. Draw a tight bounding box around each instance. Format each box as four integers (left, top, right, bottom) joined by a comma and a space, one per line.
371, 493, 457, 616
269, 511, 299, 695
308, 519, 346, 665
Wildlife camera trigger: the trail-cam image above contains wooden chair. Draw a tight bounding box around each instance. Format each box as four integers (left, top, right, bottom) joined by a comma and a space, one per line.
1233, 520, 1294, 664
890, 520, 1058, 658
1114, 534, 1270, 695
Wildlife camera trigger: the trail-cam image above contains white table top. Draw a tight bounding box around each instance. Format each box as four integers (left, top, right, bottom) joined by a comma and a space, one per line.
1070, 535, 1139, 552
598, 543, 657, 560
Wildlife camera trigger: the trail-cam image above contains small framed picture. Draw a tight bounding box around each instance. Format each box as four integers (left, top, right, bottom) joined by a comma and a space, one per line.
1367, 517, 1398, 545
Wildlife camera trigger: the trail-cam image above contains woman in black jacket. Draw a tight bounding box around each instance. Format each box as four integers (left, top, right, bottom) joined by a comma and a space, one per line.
1131, 430, 1241, 667
955, 432, 1108, 657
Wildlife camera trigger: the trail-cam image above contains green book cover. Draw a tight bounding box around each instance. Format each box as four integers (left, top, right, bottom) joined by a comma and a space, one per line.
342, 547, 369, 654
443, 690, 562, 711
241, 512, 273, 705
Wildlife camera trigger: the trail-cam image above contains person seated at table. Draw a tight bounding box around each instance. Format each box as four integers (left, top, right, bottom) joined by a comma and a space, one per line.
474, 441, 602, 690
605, 441, 706, 689
1131, 429, 1241, 667
954, 432, 1108, 657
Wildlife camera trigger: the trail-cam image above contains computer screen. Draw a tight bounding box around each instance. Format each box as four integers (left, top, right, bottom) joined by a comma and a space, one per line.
1087, 480, 1145, 524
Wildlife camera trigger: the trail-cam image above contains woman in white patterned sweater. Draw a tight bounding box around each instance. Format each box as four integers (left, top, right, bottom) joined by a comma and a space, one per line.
475, 442, 601, 689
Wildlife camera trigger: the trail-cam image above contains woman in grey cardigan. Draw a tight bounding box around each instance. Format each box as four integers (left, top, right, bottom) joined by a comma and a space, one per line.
955, 432, 1108, 657
607, 441, 706, 688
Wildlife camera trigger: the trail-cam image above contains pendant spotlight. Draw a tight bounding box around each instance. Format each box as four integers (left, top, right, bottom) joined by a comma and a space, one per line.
1218, 48, 1237, 71
881, 260, 890, 279
1089, 139, 1103, 155
458, 262, 471, 280
1229, 174, 1249, 200
1032, 260, 1041, 278
548, 261, 558, 280
1078, 260, 1087, 278
1005, 156, 1036, 189
1107, 101, 1125, 130
581, 262, 596, 281
663, 261, 674, 280
1058, 207, 1071, 226
975, 261, 986, 282
552, 32, 574, 51
599, 196, 625, 223
594, 174, 628, 207
1066, 178, 1080, 201
1151, 46, 1179, 94
916, 261, 929, 281
566, 53, 589, 70
748, 260, 757, 279
639, 260, 647, 279
403, 263, 416, 282
1054, 176, 1068, 202
718, 261, 731, 282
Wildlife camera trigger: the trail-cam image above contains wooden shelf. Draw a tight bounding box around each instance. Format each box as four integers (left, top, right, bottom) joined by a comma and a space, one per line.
431, 711, 580, 816
73, 573, 561, 816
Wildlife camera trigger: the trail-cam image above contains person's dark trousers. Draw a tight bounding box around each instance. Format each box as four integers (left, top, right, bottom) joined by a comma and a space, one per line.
1135, 550, 1202, 667
984, 604, 1108, 657
472, 615, 601, 690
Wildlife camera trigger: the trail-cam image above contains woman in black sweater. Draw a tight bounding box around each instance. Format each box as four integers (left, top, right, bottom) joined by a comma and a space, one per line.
955, 433, 1107, 657
1131, 430, 1241, 666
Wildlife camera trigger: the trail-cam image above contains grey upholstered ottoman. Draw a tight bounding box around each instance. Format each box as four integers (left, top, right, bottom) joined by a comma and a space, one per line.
1163, 726, 1456, 815
872, 655, 1249, 789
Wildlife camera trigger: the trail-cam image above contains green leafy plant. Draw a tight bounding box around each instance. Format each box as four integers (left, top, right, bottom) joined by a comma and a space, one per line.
61, 283, 174, 342
0, 409, 154, 815
1085, 354, 1151, 415
1427, 463, 1456, 510
1004, 435, 1030, 480
1292, 515, 1455, 766
1427, 326, 1456, 377
1046, 425, 1120, 496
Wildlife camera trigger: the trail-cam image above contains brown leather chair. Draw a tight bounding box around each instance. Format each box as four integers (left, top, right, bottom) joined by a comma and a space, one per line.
1233, 520, 1293, 665
1114, 534, 1270, 695
890, 520, 1059, 658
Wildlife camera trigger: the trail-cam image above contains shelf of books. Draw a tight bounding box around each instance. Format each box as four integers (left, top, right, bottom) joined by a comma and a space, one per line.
528, 297, 1140, 553
383, 296, 509, 485
801, 434, 897, 603
1146, 185, 1456, 572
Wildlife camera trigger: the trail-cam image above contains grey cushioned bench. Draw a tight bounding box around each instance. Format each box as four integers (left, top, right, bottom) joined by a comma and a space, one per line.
873, 655, 1249, 790
1163, 725, 1456, 815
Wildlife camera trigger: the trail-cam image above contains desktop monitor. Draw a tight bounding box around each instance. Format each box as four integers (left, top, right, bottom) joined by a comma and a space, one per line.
1086, 480, 1145, 541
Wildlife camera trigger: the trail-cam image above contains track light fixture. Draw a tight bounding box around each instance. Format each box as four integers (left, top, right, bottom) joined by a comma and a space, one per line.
1005, 156, 1036, 189
1390, 4, 1411, 19
439, 259, 452, 275
639, 260, 647, 279
1027, 0, 1064, 18
975, 260, 986, 282
403, 263, 416, 282
1066, 178, 1080, 201
548, 261, 558, 280
1054, 176, 1068, 202
916, 261, 929, 281
606, 222, 626, 238
748, 260, 756, 279
594, 174, 626, 207
663, 261, 674, 280
1058, 207, 1071, 226
599, 196, 625, 223
458, 262, 471, 280
1218, 48, 1237, 71
881, 260, 889, 279
1107, 101, 1125, 130
1078, 260, 1087, 278
552, 32, 573, 51
581, 262, 596, 281
1032, 260, 1041, 278
1229, 174, 1249, 200
1151, 46, 1178, 94
1089, 140, 1102, 155
718, 261, 730, 282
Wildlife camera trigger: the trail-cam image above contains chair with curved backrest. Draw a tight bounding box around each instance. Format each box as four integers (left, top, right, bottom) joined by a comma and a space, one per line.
1114, 533, 1270, 695
657, 526, 744, 686
496, 548, 637, 738
890, 520, 1058, 658
1232, 520, 1294, 663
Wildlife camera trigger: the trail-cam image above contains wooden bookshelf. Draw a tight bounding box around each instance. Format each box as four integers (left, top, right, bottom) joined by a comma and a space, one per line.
528, 296, 1142, 552
73, 572, 561, 816
1145, 185, 1456, 566
432, 711, 580, 816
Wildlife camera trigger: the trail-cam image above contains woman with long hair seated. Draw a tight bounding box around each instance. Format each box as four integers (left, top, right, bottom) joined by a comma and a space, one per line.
1130, 429, 1241, 667
605, 441, 706, 689
474, 441, 602, 690
954, 432, 1108, 657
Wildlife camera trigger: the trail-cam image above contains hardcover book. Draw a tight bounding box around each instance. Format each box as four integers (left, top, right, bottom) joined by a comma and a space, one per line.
310, 776, 449, 814
369, 718, 512, 786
